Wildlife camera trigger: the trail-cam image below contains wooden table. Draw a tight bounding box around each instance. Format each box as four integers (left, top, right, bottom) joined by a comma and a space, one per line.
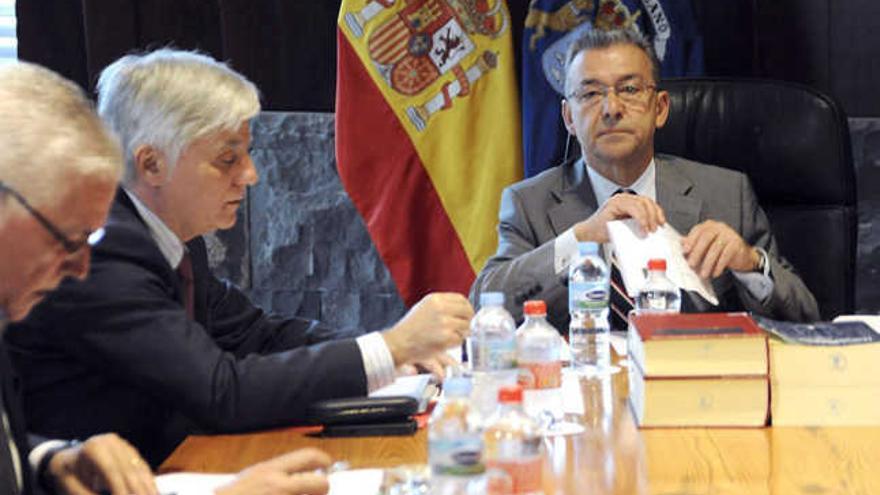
160, 364, 880, 494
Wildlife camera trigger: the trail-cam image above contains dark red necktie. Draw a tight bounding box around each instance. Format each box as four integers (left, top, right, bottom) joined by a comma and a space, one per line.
177, 251, 195, 319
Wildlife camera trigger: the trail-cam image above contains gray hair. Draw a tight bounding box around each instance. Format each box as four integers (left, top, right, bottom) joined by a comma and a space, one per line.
564, 29, 661, 95
96, 49, 261, 185
0, 62, 121, 208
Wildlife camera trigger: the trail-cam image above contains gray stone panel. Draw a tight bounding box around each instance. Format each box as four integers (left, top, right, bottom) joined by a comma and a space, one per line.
240, 112, 406, 334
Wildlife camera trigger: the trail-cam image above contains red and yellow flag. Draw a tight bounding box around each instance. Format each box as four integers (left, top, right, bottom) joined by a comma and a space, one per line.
336, 0, 522, 305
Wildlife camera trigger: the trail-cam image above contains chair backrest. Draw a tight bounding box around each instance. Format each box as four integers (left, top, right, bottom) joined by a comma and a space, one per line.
654, 78, 856, 319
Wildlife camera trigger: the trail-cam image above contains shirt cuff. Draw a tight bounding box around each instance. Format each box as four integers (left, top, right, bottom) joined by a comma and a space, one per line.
732, 248, 774, 302
554, 228, 580, 275
28, 439, 68, 478
356, 332, 396, 392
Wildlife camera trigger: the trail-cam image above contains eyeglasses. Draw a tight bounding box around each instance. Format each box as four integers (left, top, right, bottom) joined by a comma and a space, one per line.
566, 80, 658, 109
0, 180, 105, 254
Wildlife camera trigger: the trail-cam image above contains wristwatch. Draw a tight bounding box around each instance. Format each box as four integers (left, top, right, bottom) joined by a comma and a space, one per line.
754, 247, 769, 276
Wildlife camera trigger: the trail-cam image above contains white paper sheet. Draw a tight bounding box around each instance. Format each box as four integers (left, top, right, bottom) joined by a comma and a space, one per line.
833, 315, 880, 334
155, 469, 384, 495
329, 469, 384, 495
606, 219, 718, 305
155, 473, 234, 495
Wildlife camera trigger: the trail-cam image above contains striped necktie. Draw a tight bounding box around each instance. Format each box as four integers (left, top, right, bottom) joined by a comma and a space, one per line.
609, 252, 634, 331
608, 188, 636, 330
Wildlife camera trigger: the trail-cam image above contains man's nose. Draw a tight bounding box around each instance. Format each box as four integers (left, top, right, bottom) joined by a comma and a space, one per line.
237, 154, 259, 186
601, 89, 625, 121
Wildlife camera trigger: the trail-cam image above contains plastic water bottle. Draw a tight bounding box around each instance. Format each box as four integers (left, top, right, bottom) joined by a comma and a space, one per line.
635, 258, 681, 313
483, 385, 542, 495
428, 377, 484, 495
515, 300, 561, 390
468, 292, 517, 372
568, 241, 612, 372
468, 292, 518, 422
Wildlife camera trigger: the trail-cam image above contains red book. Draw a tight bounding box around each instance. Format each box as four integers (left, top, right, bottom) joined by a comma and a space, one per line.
627, 312, 768, 378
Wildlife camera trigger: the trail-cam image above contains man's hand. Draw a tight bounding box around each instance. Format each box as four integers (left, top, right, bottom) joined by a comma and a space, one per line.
382, 293, 474, 367
47, 433, 157, 495
216, 448, 331, 495
682, 220, 760, 278
573, 192, 666, 243
398, 351, 460, 382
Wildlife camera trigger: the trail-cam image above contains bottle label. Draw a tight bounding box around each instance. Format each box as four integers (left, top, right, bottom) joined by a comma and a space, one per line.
518, 360, 562, 389
487, 455, 542, 494
471, 336, 517, 371
429, 437, 485, 476
569, 281, 609, 311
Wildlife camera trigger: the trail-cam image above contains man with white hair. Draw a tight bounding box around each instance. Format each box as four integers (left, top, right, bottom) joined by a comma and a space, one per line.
0, 59, 156, 495
0, 60, 342, 495
7, 49, 472, 468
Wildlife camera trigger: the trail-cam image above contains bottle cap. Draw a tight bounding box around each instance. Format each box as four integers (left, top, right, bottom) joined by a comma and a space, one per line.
523, 300, 547, 316
443, 377, 472, 397
647, 258, 667, 271
479, 292, 505, 307
577, 241, 599, 256
497, 384, 523, 403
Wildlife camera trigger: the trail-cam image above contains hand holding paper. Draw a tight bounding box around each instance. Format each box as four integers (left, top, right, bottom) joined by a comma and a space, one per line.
607, 219, 718, 305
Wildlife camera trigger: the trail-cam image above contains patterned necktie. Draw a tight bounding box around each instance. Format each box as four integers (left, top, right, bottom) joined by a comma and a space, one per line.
608, 188, 636, 330
177, 251, 195, 319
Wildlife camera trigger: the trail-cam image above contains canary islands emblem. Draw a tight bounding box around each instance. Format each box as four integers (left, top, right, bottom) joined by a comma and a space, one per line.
345, 0, 509, 131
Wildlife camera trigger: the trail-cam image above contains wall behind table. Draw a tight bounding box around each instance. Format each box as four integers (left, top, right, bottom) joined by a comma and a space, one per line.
207, 112, 407, 334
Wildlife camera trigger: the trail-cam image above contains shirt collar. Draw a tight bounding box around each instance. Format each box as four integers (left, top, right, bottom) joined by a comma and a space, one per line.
123, 189, 185, 269
585, 157, 657, 206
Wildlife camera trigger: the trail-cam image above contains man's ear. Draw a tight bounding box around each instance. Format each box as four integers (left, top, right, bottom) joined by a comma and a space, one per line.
654, 90, 670, 129
132, 145, 168, 187
561, 98, 576, 136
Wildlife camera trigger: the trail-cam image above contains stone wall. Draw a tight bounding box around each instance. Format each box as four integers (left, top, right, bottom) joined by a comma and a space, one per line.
207, 112, 880, 331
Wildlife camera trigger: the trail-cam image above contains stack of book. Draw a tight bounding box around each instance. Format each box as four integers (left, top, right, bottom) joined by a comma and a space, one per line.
627, 312, 769, 427
753, 316, 880, 426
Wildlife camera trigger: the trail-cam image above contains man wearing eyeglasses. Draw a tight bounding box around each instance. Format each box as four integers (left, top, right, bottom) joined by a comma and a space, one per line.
7, 49, 471, 470
0, 61, 347, 495
471, 29, 819, 331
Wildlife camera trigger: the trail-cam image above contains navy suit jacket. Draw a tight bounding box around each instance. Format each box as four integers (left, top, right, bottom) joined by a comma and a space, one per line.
0, 337, 38, 494
6, 190, 368, 467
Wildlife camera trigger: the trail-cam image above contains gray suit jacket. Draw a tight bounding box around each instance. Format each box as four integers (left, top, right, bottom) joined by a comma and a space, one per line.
471, 154, 820, 330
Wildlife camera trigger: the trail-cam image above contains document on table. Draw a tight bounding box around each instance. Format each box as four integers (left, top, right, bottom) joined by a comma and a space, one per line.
369, 373, 435, 412
155, 469, 384, 495
607, 219, 718, 305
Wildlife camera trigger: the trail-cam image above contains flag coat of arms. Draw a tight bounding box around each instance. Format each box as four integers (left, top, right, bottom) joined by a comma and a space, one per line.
522, 0, 704, 178
336, 0, 522, 305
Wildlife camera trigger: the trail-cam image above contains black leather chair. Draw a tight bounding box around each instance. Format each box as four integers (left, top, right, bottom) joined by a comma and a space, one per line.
654, 78, 856, 320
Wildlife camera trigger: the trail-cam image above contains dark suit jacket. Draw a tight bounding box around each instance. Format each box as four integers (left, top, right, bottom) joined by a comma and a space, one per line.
0, 337, 37, 495
471, 155, 820, 330
5, 190, 368, 467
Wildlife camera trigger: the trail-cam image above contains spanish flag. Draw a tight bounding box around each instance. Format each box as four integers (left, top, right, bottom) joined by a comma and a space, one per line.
336, 0, 522, 305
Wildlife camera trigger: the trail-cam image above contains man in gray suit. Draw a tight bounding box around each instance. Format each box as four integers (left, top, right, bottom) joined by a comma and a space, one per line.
471, 29, 819, 331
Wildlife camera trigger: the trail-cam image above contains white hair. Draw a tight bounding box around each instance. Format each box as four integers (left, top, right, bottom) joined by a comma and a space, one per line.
96, 49, 261, 185
0, 62, 122, 208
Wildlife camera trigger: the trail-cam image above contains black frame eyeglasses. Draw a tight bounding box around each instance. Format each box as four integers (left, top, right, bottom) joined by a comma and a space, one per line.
0, 180, 104, 254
